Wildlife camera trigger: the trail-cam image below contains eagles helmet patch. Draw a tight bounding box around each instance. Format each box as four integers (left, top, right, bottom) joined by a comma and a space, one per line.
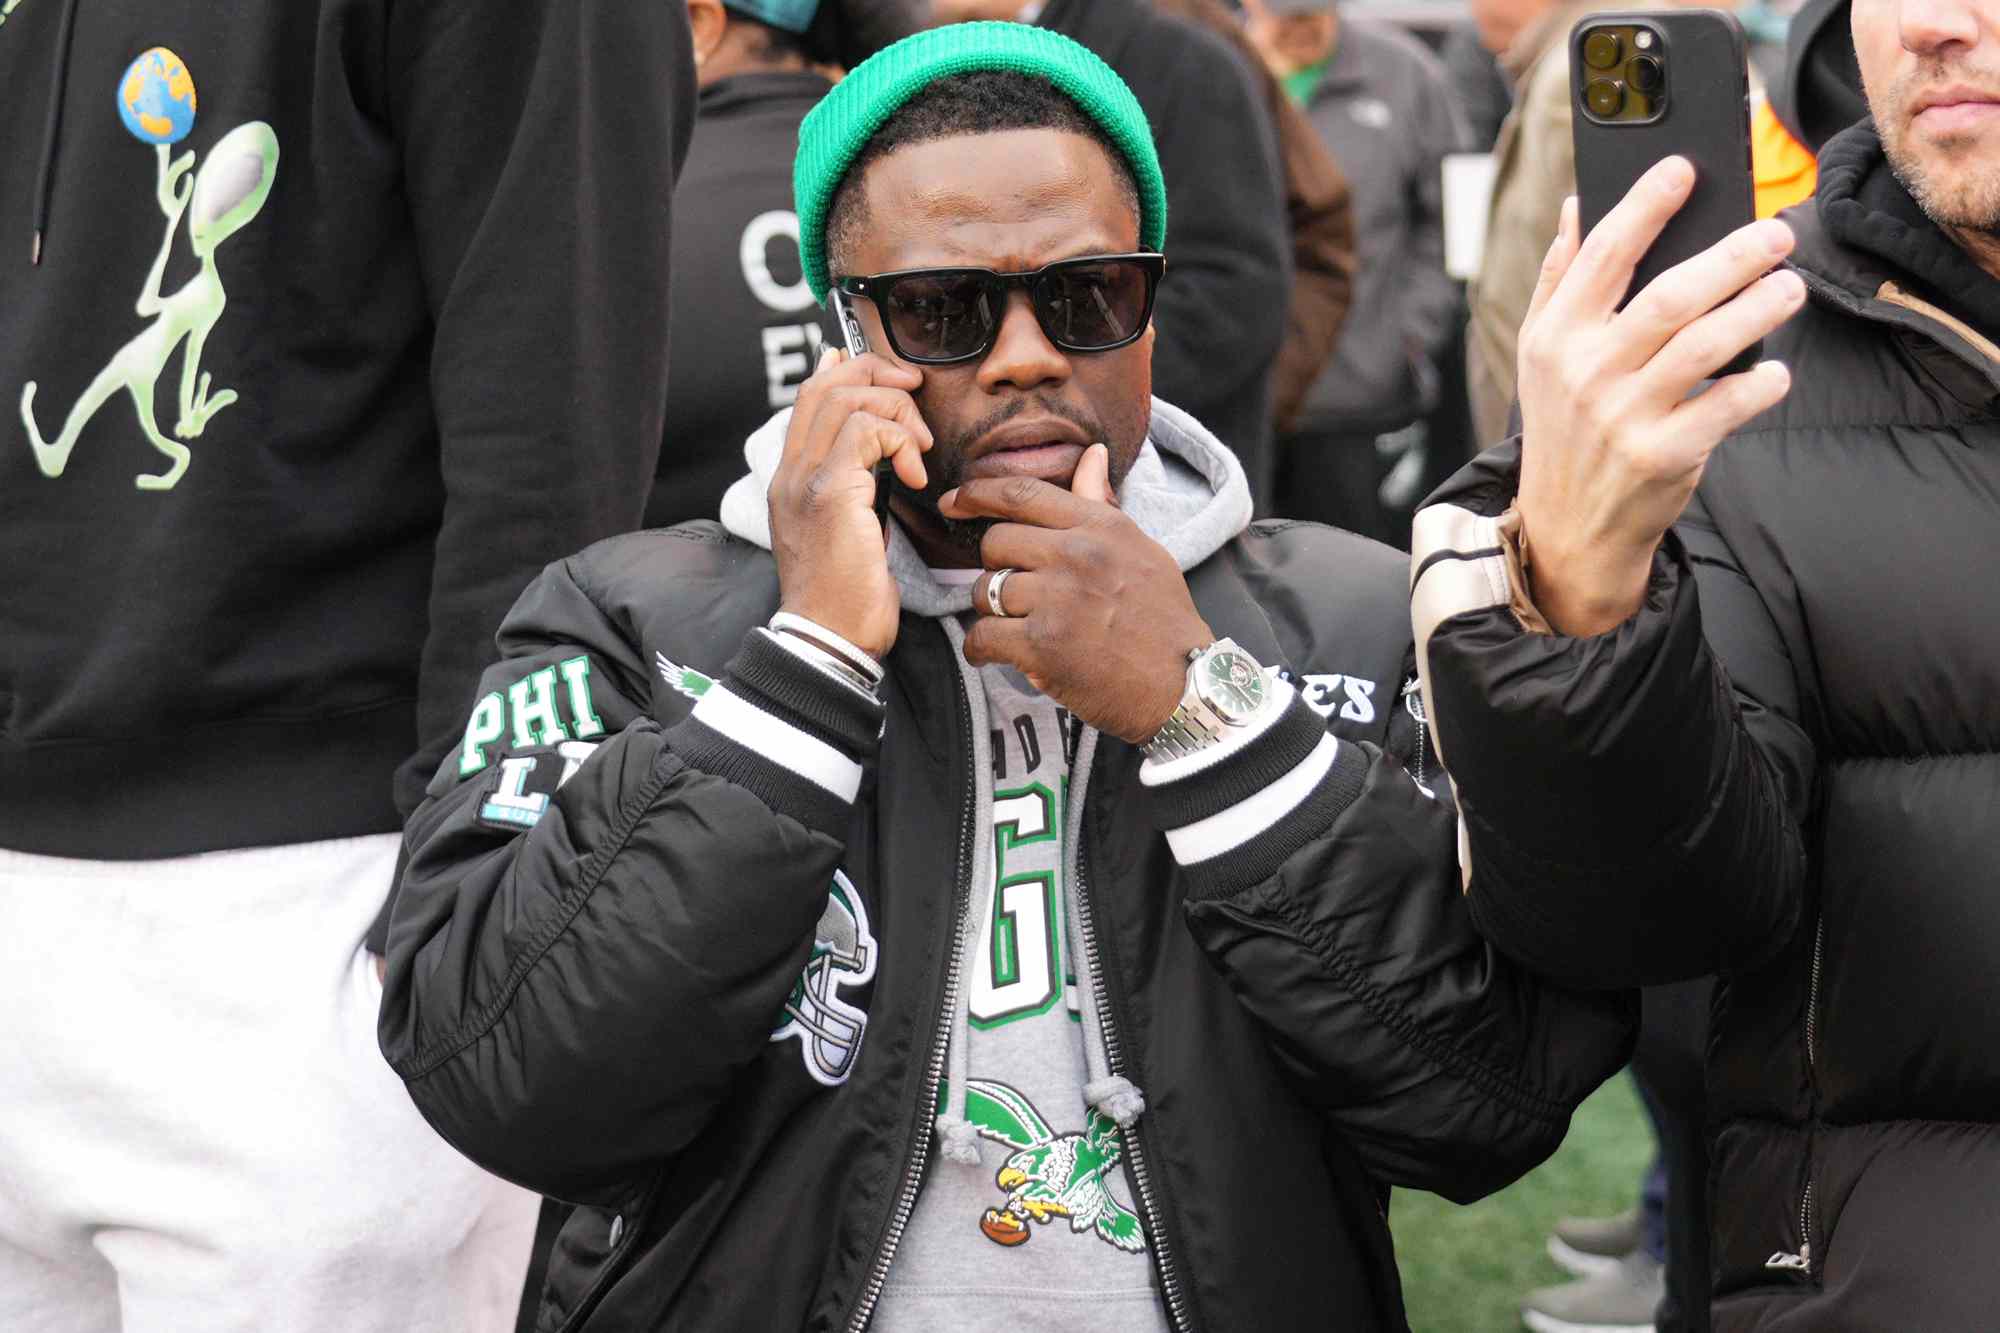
770, 870, 876, 1085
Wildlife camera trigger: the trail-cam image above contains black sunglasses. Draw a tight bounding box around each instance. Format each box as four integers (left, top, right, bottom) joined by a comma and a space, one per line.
833, 252, 1166, 366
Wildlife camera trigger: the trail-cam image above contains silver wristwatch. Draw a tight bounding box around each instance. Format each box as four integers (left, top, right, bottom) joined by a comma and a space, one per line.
1140, 638, 1269, 761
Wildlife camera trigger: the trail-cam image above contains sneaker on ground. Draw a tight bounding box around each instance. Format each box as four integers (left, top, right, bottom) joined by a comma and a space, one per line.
1520, 1249, 1663, 1333
1547, 1205, 1643, 1278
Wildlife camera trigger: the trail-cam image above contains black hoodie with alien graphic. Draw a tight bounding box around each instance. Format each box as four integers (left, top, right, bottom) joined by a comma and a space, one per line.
0, 1, 694, 901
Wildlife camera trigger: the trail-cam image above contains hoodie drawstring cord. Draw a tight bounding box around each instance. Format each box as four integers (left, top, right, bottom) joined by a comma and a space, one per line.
933, 849, 988, 1166
33, 0, 81, 264
1062, 728, 1146, 1129
932, 615, 991, 1168
929, 633, 1147, 1162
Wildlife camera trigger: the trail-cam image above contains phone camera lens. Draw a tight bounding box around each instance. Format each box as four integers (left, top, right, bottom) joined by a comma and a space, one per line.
1629, 55, 1665, 95
1584, 77, 1625, 118
1583, 30, 1623, 69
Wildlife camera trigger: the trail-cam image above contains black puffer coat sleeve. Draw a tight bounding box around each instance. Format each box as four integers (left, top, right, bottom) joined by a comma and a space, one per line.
377, 553, 881, 1205
1412, 451, 1814, 991
1142, 659, 1636, 1203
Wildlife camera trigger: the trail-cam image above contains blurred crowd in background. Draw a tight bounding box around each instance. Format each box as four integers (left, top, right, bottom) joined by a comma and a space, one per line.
657, 0, 1862, 559
651, 4, 1867, 1330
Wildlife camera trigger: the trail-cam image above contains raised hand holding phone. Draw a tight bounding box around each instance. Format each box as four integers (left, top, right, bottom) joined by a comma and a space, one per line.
1508, 11, 1806, 637
768, 343, 930, 659
1570, 9, 1764, 364
1512, 161, 1804, 639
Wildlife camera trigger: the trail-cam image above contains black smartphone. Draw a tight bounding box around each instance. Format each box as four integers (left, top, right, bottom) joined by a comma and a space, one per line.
829, 288, 895, 535
1571, 9, 1762, 373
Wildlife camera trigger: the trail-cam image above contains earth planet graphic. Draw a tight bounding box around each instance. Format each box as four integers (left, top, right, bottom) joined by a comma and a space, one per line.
118, 47, 197, 146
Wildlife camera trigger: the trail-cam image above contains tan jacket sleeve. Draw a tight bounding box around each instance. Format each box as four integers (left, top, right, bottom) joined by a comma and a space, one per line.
1465, 48, 1577, 448
1269, 93, 1357, 432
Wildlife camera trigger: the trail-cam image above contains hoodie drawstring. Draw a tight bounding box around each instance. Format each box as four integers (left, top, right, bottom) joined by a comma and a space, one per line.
32, 0, 81, 264
1064, 728, 1146, 1129
933, 615, 993, 1168
928, 628, 1146, 1169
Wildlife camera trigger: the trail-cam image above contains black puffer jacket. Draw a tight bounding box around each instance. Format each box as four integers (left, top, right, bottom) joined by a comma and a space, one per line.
380, 515, 1631, 1331
1413, 124, 2000, 1330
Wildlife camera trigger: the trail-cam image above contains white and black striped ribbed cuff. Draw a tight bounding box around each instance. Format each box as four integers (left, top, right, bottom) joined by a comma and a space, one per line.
1140, 682, 1370, 900
666, 630, 884, 838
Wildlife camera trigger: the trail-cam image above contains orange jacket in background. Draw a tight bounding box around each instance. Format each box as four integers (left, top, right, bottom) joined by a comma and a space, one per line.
1752, 97, 1818, 218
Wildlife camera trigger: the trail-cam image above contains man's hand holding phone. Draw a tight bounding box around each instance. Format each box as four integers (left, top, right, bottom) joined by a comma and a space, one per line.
1514, 157, 1805, 637
769, 348, 930, 659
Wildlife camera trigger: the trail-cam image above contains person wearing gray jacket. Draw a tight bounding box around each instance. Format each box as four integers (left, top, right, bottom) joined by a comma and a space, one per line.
1246, 0, 1466, 543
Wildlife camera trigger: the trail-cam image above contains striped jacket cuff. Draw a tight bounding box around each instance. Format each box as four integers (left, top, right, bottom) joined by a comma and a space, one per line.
1140, 682, 1371, 900
666, 630, 883, 838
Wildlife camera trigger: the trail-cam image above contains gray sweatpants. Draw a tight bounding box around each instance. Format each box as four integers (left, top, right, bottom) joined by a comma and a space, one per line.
0, 834, 539, 1333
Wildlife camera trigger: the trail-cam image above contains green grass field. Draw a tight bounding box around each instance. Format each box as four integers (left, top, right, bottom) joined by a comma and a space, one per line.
1391, 1075, 1652, 1332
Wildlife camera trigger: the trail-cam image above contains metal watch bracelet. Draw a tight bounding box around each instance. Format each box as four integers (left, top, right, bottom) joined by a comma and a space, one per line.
1142, 705, 1220, 761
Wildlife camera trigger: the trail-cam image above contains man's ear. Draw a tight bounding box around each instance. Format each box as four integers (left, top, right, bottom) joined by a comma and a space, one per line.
687, 0, 728, 67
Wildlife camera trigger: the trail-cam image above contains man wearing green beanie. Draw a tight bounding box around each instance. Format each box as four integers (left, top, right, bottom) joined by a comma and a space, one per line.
381, 24, 1631, 1331
934, 0, 1296, 514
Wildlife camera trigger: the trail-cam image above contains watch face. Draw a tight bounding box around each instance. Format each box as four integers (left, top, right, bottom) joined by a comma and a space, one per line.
1198, 649, 1265, 722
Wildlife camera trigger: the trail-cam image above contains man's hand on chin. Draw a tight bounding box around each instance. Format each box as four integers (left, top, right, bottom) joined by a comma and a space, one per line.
944, 444, 1213, 746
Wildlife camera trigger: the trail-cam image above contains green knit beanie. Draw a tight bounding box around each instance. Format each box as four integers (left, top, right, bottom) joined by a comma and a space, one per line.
793, 21, 1167, 304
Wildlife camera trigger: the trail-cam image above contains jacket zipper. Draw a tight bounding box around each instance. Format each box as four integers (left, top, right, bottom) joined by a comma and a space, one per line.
1401, 677, 1428, 787
844, 663, 979, 1333
1766, 915, 1825, 1276
1804, 915, 1824, 1068
1074, 813, 1194, 1331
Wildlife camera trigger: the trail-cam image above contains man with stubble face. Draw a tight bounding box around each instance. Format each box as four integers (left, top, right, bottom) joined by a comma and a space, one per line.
379, 24, 1631, 1331
1414, 0, 2000, 1326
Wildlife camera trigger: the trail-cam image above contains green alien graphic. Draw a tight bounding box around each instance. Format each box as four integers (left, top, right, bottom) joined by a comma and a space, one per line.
21, 120, 279, 491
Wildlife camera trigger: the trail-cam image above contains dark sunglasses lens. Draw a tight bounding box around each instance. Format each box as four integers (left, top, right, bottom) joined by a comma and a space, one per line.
881, 272, 997, 361
1034, 260, 1153, 349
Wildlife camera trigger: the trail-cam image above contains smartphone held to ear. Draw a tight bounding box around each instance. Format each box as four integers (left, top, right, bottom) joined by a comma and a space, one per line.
828, 288, 898, 537
1570, 8, 1763, 374
830, 287, 870, 361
